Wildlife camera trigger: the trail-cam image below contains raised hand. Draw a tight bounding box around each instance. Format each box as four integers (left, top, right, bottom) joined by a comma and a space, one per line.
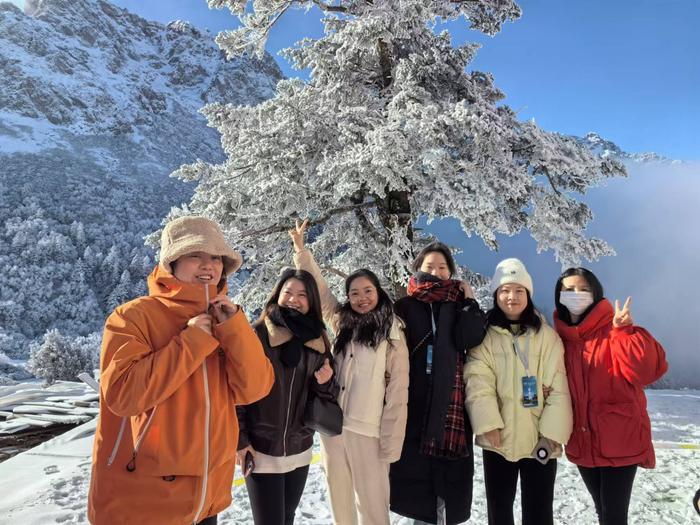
288, 219, 309, 253
210, 294, 239, 323
459, 280, 475, 299
314, 358, 333, 385
187, 314, 214, 335
613, 296, 634, 328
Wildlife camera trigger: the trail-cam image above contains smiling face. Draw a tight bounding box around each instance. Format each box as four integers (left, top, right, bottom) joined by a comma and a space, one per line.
420, 251, 451, 280
347, 276, 379, 314
277, 277, 310, 315
497, 283, 529, 321
172, 252, 224, 285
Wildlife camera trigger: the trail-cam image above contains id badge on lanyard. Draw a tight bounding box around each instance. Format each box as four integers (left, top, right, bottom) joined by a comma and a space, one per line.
514, 334, 538, 408
426, 305, 436, 375
521, 376, 538, 408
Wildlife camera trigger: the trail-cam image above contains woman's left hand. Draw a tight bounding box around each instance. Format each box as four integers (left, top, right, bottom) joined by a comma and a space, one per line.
542, 385, 553, 401
210, 294, 239, 323
613, 296, 634, 328
459, 280, 475, 300
315, 358, 333, 385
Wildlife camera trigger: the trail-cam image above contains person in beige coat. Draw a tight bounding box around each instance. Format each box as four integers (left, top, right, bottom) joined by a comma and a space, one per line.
290, 220, 409, 525
465, 258, 573, 525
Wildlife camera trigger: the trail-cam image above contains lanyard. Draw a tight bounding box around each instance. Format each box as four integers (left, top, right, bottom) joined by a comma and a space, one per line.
426, 304, 436, 374
512, 332, 531, 376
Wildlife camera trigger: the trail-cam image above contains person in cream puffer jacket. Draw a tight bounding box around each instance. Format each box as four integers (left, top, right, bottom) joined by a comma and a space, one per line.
290, 220, 409, 525
465, 258, 572, 525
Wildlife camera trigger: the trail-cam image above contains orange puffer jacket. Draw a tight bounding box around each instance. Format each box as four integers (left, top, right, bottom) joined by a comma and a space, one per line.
88, 267, 274, 524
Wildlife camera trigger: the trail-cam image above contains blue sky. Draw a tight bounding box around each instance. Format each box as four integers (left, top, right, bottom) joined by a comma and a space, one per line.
23, 0, 696, 161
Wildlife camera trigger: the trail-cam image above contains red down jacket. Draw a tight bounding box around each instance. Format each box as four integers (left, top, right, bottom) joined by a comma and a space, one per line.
554, 299, 668, 468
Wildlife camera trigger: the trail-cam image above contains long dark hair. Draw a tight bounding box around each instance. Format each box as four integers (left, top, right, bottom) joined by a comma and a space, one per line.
554, 267, 604, 325
412, 242, 457, 277
333, 269, 395, 356
488, 289, 542, 333
258, 268, 331, 351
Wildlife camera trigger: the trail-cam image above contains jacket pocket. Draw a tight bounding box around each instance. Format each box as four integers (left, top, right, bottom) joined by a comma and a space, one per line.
594, 403, 644, 458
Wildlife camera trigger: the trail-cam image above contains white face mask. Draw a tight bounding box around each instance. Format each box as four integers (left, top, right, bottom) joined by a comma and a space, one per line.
559, 291, 594, 316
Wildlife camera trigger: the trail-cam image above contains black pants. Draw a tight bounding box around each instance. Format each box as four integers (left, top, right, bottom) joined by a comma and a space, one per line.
245, 465, 310, 525
482, 449, 557, 525
196, 517, 217, 525
578, 465, 638, 525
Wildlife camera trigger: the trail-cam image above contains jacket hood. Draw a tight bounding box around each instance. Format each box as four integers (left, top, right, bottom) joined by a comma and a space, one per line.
147, 265, 226, 323
554, 299, 613, 341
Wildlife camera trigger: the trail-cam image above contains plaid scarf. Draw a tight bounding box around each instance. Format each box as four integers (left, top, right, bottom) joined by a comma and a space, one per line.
419, 351, 468, 458
407, 273, 463, 304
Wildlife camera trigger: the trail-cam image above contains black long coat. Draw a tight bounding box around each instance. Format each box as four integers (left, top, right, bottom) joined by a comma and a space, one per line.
390, 296, 486, 524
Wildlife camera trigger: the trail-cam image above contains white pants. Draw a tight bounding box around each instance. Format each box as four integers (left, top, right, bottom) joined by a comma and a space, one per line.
321, 430, 391, 525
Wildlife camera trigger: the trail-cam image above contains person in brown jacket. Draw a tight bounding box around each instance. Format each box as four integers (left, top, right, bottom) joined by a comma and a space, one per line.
236, 265, 337, 525
290, 219, 410, 525
88, 216, 274, 525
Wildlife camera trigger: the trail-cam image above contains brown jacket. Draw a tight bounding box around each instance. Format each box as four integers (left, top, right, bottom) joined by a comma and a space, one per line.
236, 318, 337, 456
88, 267, 274, 524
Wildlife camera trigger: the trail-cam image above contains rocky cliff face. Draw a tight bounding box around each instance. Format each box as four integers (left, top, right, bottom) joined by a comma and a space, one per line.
0, 0, 282, 165
0, 0, 283, 361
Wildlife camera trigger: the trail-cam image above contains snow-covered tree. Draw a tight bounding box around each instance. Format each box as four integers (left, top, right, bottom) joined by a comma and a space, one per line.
27, 329, 96, 385
165, 0, 625, 305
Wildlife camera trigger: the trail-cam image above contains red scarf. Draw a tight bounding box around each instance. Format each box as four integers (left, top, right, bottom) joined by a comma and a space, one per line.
407, 274, 463, 303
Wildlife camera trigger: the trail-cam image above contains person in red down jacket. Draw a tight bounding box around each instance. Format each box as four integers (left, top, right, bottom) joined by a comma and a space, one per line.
552, 267, 668, 525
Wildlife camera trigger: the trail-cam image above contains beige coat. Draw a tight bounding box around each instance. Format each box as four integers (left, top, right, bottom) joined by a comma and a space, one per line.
294, 249, 409, 462
465, 322, 573, 462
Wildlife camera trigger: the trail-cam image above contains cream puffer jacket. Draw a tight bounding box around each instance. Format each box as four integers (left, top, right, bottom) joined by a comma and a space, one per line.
294, 249, 409, 462
465, 322, 573, 462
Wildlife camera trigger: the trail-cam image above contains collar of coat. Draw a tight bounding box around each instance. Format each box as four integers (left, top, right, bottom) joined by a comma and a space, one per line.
554, 298, 614, 341
264, 317, 326, 354
388, 315, 405, 341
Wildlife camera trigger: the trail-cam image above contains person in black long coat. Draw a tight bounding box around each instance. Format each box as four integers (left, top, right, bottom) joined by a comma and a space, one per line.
390, 242, 487, 525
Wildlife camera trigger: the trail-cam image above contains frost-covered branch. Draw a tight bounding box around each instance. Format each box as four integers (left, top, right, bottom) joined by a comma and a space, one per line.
237, 200, 378, 238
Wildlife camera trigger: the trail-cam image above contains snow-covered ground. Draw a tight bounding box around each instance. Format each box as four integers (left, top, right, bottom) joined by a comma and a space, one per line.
0, 389, 698, 524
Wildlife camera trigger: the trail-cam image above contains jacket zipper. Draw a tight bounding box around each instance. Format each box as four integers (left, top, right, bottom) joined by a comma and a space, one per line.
193, 283, 212, 524
192, 362, 211, 524
125, 406, 158, 471
107, 417, 127, 466
283, 368, 297, 456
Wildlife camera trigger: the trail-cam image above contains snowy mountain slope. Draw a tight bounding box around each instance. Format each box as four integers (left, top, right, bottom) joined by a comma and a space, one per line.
0, 0, 282, 360
1, 0, 281, 155
578, 132, 679, 165
0, 389, 697, 524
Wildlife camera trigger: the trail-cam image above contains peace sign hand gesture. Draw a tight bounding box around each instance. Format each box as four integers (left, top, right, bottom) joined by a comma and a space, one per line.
288, 219, 309, 254
613, 297, 634, 328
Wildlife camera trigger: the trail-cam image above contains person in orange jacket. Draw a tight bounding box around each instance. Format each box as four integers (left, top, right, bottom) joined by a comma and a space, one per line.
88, 216, 274, 525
